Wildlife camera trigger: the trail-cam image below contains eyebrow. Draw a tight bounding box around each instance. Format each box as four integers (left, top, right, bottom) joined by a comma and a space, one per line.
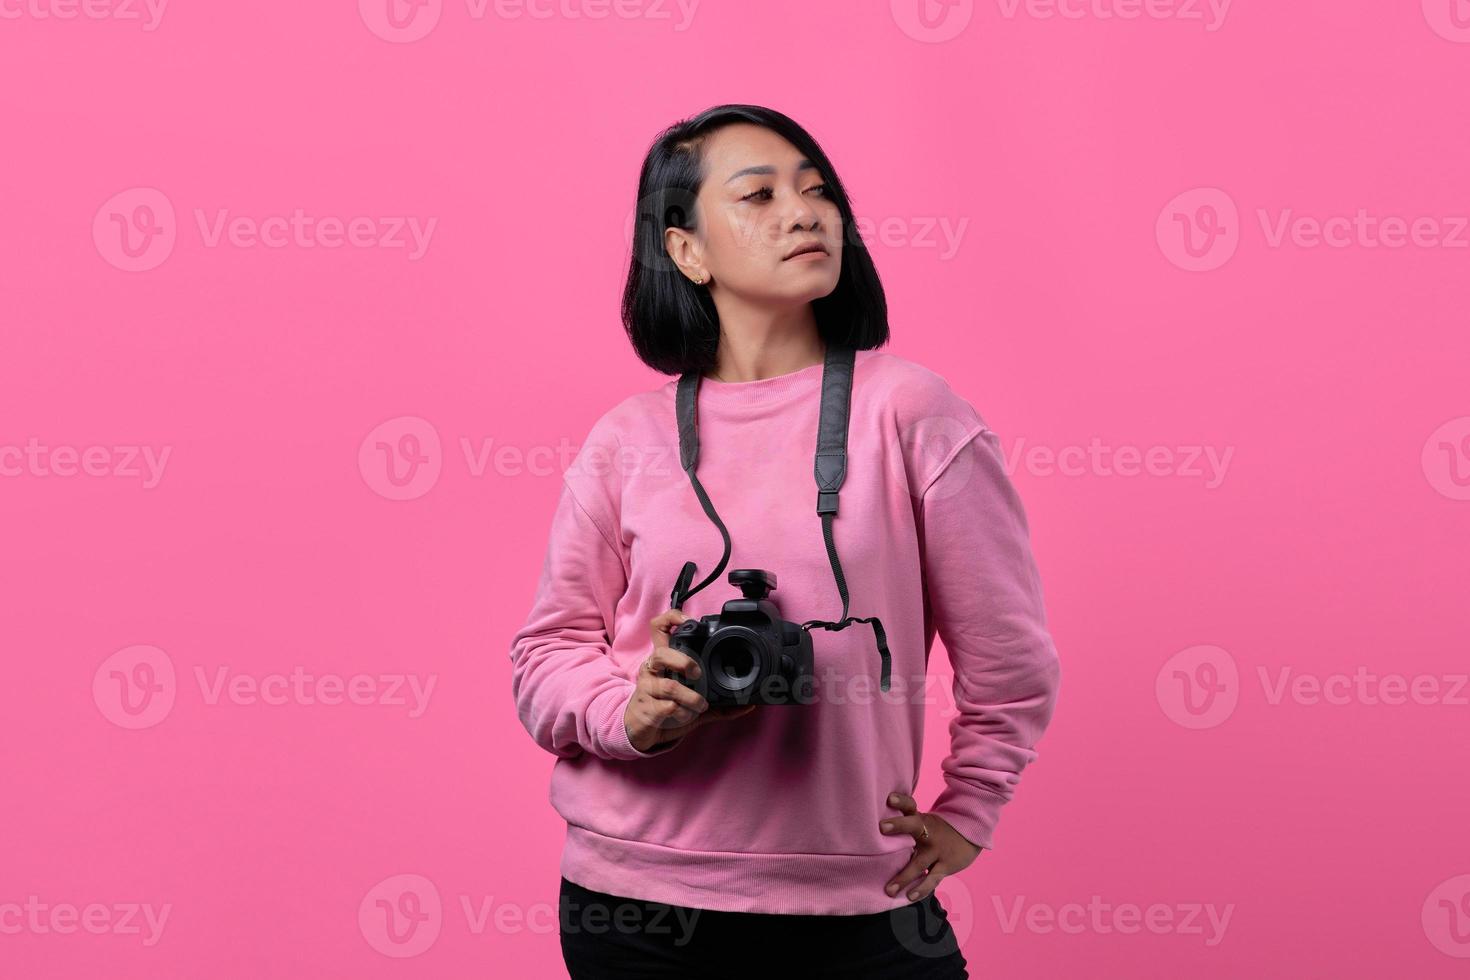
724, 159, 818, 184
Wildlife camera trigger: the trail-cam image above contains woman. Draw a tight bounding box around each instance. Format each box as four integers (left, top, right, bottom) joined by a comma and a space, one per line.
509, 104, 1061, 979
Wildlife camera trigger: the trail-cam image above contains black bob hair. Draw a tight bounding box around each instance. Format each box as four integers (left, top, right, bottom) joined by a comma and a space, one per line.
621, 104, 890, 377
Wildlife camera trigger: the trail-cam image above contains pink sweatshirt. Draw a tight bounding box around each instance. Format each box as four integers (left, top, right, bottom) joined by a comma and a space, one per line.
508, 348, 1061, 915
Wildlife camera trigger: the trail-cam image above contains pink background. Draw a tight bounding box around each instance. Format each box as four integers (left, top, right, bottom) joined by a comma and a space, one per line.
3, 1, 1469, 976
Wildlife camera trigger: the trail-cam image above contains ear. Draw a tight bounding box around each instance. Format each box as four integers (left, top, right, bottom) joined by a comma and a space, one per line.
664, 225, 702, 280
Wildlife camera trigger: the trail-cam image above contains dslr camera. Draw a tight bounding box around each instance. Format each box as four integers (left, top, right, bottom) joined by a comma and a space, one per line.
663, 569, 816, 706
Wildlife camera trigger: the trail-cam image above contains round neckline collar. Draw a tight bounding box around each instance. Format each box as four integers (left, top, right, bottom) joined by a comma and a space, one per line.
698, 357, 826, 394
663, 350, 874, 419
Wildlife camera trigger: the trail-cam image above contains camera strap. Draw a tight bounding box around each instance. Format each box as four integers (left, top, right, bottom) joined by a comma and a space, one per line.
671, 344, 892, 692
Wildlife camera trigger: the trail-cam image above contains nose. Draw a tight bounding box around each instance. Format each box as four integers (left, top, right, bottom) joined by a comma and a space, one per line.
778, 186, 822, 232
787, 201, 820, 232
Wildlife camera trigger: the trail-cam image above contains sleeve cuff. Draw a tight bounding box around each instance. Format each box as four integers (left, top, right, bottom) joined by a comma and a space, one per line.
589, 682, 685, 760
928, 786, 1007, 851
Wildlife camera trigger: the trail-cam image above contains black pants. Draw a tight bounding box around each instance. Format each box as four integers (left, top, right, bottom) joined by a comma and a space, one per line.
559, 876, 969, 979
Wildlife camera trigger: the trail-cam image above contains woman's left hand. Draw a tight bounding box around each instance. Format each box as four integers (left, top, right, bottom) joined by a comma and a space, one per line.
878, 792, 982, 901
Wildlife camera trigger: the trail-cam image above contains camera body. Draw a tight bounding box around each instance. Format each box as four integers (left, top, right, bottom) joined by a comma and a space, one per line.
663, 569, 816, 706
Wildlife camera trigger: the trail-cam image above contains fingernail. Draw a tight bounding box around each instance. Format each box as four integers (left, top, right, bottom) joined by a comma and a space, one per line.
886, 884, 898, 895
907, 891, 919, 901
888, 794, 898, 804
880, 821, 893, 832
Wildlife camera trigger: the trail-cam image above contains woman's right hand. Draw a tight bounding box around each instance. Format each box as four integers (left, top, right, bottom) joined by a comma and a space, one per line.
623, 608, 758, 753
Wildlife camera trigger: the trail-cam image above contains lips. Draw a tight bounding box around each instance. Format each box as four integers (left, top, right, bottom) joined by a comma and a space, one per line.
784, 242, 829, 260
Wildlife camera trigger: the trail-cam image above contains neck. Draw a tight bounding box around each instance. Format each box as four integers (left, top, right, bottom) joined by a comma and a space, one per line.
704, 308, 825, 383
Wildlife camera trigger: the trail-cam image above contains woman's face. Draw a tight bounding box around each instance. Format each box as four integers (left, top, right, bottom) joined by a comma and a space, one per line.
667, 123, 844, 305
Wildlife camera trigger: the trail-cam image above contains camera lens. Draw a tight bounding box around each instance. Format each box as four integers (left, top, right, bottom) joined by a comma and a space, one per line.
705, 629, 766, 695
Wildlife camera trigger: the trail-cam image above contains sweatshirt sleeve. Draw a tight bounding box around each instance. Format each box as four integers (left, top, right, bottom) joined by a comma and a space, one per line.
508, 476, 683, 762
918, 425, 1062, 851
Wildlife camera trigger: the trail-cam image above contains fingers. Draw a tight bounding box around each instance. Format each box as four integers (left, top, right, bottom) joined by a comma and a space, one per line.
645, 610, 700, 686
644, 645, 703, 685
885, 792, 918, 816
879, 808, 943, 900
636, 648, 710, 730
649, 608, 690, 646
632, 701, 697, 742
629, 685, 704, 732
878, 813, 927, 841
900, 860, 948, 902
885, 847, 945, 901
643, 674, 708, 714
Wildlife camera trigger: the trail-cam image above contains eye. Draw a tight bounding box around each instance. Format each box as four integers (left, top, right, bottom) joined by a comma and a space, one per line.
739, 183, 829, 202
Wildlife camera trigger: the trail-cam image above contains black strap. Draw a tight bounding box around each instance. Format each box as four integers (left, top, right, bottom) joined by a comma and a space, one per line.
672, 345, 891, 692
672, 370, 732, 607
799, 345, 891, 691
812, 342, 853, 517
